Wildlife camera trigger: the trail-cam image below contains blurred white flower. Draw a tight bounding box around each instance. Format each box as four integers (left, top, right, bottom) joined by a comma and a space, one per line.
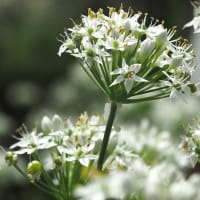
183, 2, 200, 33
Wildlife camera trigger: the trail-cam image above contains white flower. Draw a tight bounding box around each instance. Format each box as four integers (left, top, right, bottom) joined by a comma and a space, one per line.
57, 131, 97, 167
110, 59, 147, 93
169, 181, 196, 200
57, 37, 75, 56
75, 170, 133, 199
75, 180, 105, 200
184, 16, 200, 33
180, 136, 198, 167
161, 71, 190, 99
41, 114, 64, 133
10, 129, 55, 155
183, 4, 200, 33
146, 24, 175, 49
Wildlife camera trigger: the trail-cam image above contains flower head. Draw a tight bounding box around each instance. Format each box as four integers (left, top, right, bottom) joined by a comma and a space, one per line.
59, 7, 197, 103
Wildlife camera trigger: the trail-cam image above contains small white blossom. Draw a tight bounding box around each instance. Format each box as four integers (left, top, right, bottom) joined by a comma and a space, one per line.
183, 3, 200, 33
110, 59, 147, 93
184, 16, 200, 33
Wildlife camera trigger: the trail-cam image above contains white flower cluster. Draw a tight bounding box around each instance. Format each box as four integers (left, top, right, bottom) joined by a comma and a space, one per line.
10, 113, 106, 167
5, 113, 200, 199
75, 160, 200, 200
103, 120, 190, 170
74, 120, 200, 200
58, 7, 197, 103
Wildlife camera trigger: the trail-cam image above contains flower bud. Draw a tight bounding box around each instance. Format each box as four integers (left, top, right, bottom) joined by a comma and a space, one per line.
41, 116, 52, 133
140, 38, 155, 59
53, 155, 63, 168
52, 114, 63, 131
156, 29, 168, 46
188, 84, 197, 93
27, 160, 42, 181
5, 151, 17, 166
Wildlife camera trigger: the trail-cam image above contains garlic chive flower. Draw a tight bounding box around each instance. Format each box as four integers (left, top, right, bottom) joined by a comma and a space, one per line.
181, 117, 200, 166
58, 7, 197, 103
10, 127, 56, 155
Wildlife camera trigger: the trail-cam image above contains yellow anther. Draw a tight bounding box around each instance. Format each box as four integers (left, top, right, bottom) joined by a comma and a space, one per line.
88, 8, 96, 18
108, 7, 116, 16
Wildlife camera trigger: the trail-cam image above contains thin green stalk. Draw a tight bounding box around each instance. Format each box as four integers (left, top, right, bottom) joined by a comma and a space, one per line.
13, 164, 56, 197
97, 101, 117, 170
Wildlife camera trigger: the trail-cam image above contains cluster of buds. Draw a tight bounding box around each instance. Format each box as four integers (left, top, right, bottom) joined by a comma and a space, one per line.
58, 7, 197, 103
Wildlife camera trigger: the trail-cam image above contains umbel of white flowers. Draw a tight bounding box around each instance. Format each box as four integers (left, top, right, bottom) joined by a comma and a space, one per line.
58, 7, 197, 103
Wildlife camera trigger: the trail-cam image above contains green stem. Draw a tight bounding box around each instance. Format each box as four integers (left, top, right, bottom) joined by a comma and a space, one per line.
97, 101, 117, 170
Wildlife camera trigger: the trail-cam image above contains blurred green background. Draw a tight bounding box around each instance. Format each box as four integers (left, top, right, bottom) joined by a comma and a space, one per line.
0, 0, 200, 199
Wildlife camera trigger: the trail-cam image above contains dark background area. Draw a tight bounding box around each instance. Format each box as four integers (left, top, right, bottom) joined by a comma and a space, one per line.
0, 0, 197, 199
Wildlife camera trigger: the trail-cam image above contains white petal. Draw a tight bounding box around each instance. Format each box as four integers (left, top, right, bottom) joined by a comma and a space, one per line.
81, 142, 95, 152
134, 75, 148, 83
124, 78, 134, 93
58, 43, 67, 56
79, 158, 90, 167
111, 68, 125, 75
129, 64, 141, 74
183, 18, 196, 29
110, 76, 124, 87
65, 156, 76, 162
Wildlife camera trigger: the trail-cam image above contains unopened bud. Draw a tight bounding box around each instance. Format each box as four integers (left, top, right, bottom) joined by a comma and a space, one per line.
27, 160, 42, 182
140, 38, 155, 59
5, 151, 17, 166
41, 116, 52, 133
52, 115, 63, 131
53, 155, 63, 168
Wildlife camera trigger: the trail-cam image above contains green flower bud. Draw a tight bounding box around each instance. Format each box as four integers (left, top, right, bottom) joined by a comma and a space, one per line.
27, 160, 42, 181
53, 155, 63, 168
188, 84, 197, 93
5, 151, 17, 166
